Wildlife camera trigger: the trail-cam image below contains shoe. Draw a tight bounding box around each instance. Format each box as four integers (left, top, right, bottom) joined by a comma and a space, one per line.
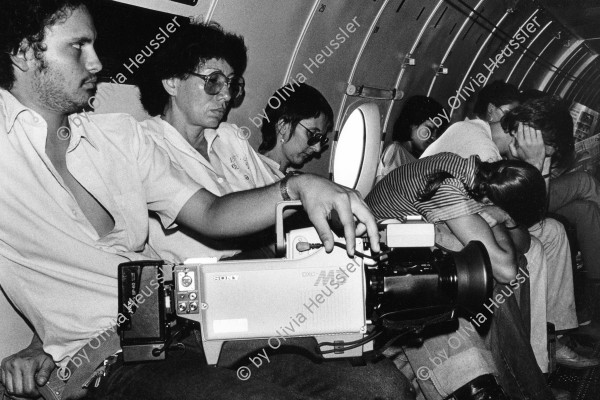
560, 334, 597, 358
577, 306, 592, 326
577, 320, 600, 341
451, 374, 508, 400
551, 387, 572, 400
555, 341, 600, 369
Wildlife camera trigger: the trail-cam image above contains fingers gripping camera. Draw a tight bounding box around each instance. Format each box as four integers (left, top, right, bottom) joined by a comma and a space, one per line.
118, 214, 493, 366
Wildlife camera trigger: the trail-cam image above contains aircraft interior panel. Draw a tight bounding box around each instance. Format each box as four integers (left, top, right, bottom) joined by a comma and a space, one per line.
4, 1, 600, 396
516, 35, 560, 91
545, 44, 589, 96
560, 54, 598, 100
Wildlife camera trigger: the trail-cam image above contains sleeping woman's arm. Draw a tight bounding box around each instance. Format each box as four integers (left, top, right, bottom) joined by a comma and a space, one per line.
445, 213, 518, 283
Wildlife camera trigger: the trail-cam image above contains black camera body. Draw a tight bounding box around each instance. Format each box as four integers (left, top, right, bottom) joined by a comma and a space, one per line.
118, 261, 175, 362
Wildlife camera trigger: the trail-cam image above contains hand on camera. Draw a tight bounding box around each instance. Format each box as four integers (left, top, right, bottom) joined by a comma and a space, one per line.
1, 345, 55, 399
287, 174, 380, 256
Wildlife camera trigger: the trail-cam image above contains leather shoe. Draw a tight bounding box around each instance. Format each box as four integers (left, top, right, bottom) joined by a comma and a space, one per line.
555, 341, 600, 369
451, 374, 508, 400
577, 321, 600, 341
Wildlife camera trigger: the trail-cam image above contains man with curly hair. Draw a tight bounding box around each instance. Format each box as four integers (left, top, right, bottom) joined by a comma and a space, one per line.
0, 1, 414, 399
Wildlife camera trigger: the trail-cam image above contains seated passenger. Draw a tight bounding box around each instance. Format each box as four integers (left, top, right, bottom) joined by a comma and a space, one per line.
0, 3, 414, 400
376, 95, 446, 182
135, 22, 284, 262
503, 95, 600, 334
366, 152, 552, 400
258, 83, 333, 174
423, 82, 597, 395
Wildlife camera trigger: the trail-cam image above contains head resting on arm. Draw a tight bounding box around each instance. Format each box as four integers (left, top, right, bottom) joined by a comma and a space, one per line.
501, 96, 575, 171
419, 158, 546, 228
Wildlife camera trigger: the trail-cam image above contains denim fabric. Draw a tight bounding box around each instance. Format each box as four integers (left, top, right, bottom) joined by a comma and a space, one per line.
522, 236, 549, 372
85, 334, 415, 400
549, 171, 600, 280
403, 282, 554, 400
484, 284, 555, 400
529, 219, 578, 331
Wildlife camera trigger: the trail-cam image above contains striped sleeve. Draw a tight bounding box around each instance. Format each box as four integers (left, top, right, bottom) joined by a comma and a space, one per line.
365, 152, 481, 223
415, 178, 483, 222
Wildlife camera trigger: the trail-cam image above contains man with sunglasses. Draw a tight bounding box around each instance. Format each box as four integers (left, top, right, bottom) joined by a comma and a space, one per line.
0, 4, 414, 399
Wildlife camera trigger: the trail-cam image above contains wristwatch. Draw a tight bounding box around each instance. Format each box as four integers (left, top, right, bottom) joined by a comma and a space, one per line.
279, 170, 303, 201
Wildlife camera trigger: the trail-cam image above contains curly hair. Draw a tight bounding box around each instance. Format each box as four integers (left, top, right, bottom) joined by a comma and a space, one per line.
472, 80, 520, 120
392, 95, 446, 142
258, 82, 333, 154
136, 21, 247, 116
501, 96, 575, 171
0, 0, 87, 90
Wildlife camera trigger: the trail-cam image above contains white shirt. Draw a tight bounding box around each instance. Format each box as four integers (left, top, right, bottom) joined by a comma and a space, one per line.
375, 142, 417, 183
140, 117, 284, 263
421, 118, 502, 162
0, 90, 202, 363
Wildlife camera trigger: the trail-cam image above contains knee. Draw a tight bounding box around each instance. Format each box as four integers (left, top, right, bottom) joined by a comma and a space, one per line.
572, 171, 597, 191
535, 218, 567, 247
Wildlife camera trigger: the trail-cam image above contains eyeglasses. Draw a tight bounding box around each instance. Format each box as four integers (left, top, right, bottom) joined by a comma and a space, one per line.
297, 122, 329, 147
187, 71, 245, 101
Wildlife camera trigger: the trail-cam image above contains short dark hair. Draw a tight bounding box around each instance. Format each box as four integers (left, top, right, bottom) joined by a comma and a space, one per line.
473, 80, 520, 119
0, 0, 87, 90
258, 83, 333, 154
501, 96, 575, 170
392, 95, 446, 142
137, 21, 247, 116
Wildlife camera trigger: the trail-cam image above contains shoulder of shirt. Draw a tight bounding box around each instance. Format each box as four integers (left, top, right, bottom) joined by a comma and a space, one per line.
138, 116, 167, 139
82, 112, 142, 131
215, 122, 255, 149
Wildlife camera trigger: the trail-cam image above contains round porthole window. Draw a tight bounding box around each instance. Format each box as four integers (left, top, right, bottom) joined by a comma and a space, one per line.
331, 103, 381, 196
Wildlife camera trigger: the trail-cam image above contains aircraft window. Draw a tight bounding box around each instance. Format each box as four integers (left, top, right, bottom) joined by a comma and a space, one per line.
332, 103, 381, 196
333, 108, 366, 190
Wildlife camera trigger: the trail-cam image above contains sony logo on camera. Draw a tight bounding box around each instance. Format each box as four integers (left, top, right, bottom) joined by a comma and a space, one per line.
213, 275, 239, 281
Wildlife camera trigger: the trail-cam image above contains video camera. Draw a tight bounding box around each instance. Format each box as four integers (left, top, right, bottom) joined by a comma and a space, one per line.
118, 202, 493, 365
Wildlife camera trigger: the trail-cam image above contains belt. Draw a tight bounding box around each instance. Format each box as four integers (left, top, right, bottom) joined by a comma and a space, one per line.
39, 330, 121, 400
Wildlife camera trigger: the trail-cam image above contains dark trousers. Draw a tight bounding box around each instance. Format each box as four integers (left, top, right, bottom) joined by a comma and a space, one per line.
86, 333, 415, 400
485, 283, 555, 400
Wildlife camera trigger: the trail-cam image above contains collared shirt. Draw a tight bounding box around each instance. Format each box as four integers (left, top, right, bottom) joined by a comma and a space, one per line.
421, 118, 502, 163
366, 153, 483, 223
140, 117, 284, 263
0, 90, 202, 363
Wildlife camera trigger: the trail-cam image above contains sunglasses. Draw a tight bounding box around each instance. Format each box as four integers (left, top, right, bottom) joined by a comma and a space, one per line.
297, 122, 329, 147
187, 71, 245, 101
